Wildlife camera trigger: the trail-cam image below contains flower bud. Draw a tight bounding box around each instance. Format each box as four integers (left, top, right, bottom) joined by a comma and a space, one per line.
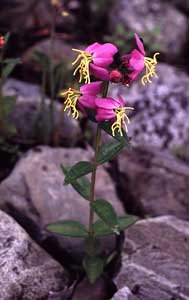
0, 36, 5, 48
109, 69, 122, 83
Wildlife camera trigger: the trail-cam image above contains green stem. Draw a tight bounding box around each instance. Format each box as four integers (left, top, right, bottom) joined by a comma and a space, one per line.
0, 48, 4, 127
88, 81, 109, 256
41, 69, 48, 144
88, 124, 101, 255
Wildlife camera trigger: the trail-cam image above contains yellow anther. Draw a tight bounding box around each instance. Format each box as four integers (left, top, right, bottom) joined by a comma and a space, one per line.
72, 49, 93, 84
60, 88, 81, 119
142, 52, 160, 85
51, 0, 59, 6
62, 10, 69, 17
111, 106, 134, 136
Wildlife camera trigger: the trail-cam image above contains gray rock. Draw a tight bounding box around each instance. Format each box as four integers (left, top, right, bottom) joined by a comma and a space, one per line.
3, 79, 81, 146
109, 0, 188, 59
71, 277, 115, 300
0, 146, 124, 263
114, 216, 189, 300
0, 0, 75, 32
0, 209, 68, 300
165, 0, 189, 14
111, 287, 139, 300
109, 63, 189, 149
22, 37, 78, 74
117, 145, 189, 220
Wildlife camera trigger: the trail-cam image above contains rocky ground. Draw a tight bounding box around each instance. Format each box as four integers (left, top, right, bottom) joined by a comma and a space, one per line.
0, 0, 189, 300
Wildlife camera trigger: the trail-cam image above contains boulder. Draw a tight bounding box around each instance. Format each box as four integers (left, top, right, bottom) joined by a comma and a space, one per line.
109, 0, 188, 60
21, 38, 79, 82
3, 79, 81, 146
114, 216, 189, 300
0, 0, 75, 32
0, 209, 68, 300
0, 146, 124, 264
116, 145, 189, 219
109, 63, 189, 149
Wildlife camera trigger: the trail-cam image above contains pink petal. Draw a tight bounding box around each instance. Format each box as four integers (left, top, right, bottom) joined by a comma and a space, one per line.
78, 95, 96, 109
129, 49, 144, 71
77, 102, 87, 116
134, 33, 145, 55
128, 70, 142, 83
96, 108, 115, 122
95, 97, 120, 109
90, 64, 110, 81
85, 42, 101, 53
80, 81, 102, 95
93, 43, 118, 67
121, 53, 132, 62
93, 56, 114, 67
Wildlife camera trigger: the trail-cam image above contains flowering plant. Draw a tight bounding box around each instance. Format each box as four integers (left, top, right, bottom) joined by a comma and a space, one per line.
48, 33, 159, 283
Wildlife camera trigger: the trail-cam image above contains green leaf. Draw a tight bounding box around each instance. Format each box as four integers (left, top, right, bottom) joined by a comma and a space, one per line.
93, 220, 114, 237
118, 215, 138, 231
61, 164, 90, 200
64, 161, 93, 185
33, 50, 50, 70
98, 141, 124, 164
2, 58, 21, 79
1, 96, 16, 115
93, 215, 138, 237
93, 199, 118, 227
83, 256, 104, 283
47, 220, 88, 237
70, 176, 90, 200
4, 32, 10, 44
100, 121, 130, 146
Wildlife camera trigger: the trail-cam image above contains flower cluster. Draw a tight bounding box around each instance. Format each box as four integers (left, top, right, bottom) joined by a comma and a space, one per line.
60, 33, 159, 136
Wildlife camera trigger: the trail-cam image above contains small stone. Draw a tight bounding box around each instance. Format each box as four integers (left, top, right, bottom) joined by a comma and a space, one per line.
111, 287, 139, 300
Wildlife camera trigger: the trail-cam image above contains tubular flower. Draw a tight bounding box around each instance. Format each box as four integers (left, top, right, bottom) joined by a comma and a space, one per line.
0, 35, 5, 48
72, 42, 118, 84
60, 81, 102, 119
95, 95, 134, 136
121, 33, 160, 85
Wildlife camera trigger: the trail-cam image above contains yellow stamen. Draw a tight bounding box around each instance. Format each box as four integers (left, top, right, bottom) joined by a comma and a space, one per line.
62, 10, 69, 17
142, 52, 160, 85
72, 49, 93, 84
60, 88, 81, 119
111, 106, 134, 136
51, 0, 59, 6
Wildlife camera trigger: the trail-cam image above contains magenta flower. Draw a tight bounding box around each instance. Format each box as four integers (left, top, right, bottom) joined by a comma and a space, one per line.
121, 33, 159, 85
72, 42, 118, 84
60, 81, 102, 119
95, 95, 134, 136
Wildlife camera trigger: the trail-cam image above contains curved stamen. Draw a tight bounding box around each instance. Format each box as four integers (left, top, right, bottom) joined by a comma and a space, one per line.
72, 49, 93, 84
111, 106, 134, 136
60, 88, 81, 119
142, 52, 160, 85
